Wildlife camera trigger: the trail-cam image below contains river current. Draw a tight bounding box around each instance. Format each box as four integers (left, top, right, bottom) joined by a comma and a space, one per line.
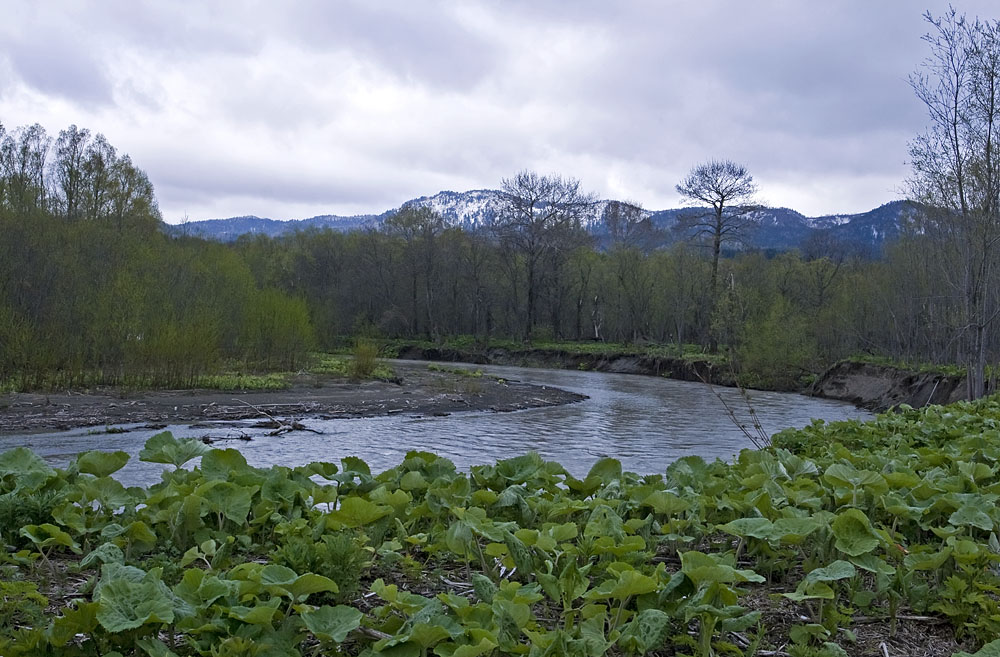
0, 362, 872, 487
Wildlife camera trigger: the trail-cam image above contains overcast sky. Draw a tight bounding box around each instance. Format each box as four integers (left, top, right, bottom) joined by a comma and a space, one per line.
2, 1, 997, 223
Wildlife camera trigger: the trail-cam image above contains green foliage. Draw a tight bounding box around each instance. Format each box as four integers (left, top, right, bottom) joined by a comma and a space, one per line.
738, 295, 818, 389
138, 431, 211, 469
269, 530, 372, 603
4, 398, 1000, 653
350, 337, 380, 379
0, 137, 316, 390
427, 363, 484, 378
0, 580, 47, 638
190, 372, 290, 391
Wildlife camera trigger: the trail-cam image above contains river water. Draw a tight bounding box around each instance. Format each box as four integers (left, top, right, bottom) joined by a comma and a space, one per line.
0, 362, 872, 486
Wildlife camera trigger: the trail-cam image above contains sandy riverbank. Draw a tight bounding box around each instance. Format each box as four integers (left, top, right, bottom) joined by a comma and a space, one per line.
0, 362, 586, 434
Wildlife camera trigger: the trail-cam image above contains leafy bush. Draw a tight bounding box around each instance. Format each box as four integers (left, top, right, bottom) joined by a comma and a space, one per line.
349, 338, 379, 379
269, 530, 372, 603
0, 580, 47, 640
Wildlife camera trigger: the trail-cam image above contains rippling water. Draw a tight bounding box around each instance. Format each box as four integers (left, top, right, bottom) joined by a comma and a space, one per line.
0, 362, 872, 486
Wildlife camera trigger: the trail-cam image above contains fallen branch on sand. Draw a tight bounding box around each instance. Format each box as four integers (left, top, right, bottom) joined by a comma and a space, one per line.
234, 399, 323, 436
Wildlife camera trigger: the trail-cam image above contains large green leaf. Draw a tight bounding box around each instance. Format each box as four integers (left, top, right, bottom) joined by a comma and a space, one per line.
20, 523, 82, 554
228, 599, 282, 624
138, 432, 210, 469
584, 568, 657, 601
80, 542, 125, 569
770, 517, 823, 544
260, 564, 338, 600
78, 475, 138, 510
75, 450, 130, 477
341, 456, 372, 477
680, 550, 765, 585
583, 504, 624, 541
804, 560, 856, 583
201, 448, 252, 481
302, 605, 363, 642
831, 509, 881, 557
47, 601, 100, 647
949, 503, 994, 531
641, 490, 690, 515
718, 517, 773, 539
0, 446, 56, 491
824, 463, 885, 489
96, 572, 176, 631
494, 452, 544, 484
782, 581, 835, 602
328, 496, 393, 528
287, 573, 340, 600
904, 546, 953, 571
586, 457, 623, 483
174, 568, 237, 608
197, 480, 256, 524
136, 637, 180, 657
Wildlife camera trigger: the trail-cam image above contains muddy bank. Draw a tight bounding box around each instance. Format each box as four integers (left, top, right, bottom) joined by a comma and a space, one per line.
395, 345, 737, 386
0, 362, 586, 434
808, 361, 969, 411
398, 345, 979, 412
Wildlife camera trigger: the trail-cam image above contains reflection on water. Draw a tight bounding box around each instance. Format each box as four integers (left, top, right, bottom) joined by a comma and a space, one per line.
0, 362, 872, 487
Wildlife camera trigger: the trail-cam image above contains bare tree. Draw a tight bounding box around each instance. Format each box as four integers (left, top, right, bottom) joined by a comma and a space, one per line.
493, 171, 595, 341
51, 125, 91, 221
604, 201, 653, 341
675, 160, 760, 306
82, 133, 116, 222
603, 199, 654, 250
0, 123, 50, 214
384, 204, 445, 338
908, 9, 1000, 399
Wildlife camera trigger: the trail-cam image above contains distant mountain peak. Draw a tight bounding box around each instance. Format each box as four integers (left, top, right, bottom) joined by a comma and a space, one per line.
169, 189, 916, 255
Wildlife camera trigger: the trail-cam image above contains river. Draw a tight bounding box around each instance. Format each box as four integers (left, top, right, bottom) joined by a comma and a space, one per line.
0, 362, 872, 486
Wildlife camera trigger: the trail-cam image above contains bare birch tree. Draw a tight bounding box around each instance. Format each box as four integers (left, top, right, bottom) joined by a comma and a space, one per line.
493, 171, 595, 341
908, 9, 1000, 399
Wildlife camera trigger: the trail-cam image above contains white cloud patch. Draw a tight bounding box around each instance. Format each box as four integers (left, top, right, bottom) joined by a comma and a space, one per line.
1, 0, 998, 221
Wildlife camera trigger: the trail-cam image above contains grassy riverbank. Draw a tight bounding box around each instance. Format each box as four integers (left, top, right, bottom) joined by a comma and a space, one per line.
0, 345, 397, 395
2, 398, 1000, 655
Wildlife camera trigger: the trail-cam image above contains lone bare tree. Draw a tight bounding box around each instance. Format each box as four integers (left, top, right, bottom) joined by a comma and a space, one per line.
908, 9, 1000, 399
675, 160, 759, 304
493, 171, 595, 341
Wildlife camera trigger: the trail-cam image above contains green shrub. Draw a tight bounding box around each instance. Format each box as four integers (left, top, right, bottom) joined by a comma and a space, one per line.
0, 490, 63, 547
349, 338, 379, 379
269, 531, 371, 603
0, 580, 47, 640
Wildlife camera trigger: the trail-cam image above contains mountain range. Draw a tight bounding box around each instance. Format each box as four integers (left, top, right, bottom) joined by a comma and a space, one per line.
169, 189, 921, 255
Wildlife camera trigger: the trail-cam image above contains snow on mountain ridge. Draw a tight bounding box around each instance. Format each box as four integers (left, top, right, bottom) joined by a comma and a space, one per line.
175, 191, 917, 255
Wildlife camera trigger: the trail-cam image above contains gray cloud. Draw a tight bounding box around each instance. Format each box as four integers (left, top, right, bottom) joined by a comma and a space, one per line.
3, 35, 113, 106
2, 0, 999, 221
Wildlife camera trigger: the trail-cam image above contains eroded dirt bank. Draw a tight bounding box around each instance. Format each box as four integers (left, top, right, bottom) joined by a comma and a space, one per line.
398, 345, 982, 412
395, 345, 737, 386
808, 361, 970, 411
0, 362, 586, 434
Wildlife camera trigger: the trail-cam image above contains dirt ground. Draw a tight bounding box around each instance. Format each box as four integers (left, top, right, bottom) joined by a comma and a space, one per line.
0, 362, 586, 434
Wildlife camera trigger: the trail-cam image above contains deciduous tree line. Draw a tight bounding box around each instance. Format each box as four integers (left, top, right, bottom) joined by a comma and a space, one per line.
232, 199, 996, 389
0, 123, 313, 388
5, 3, 1000, 397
